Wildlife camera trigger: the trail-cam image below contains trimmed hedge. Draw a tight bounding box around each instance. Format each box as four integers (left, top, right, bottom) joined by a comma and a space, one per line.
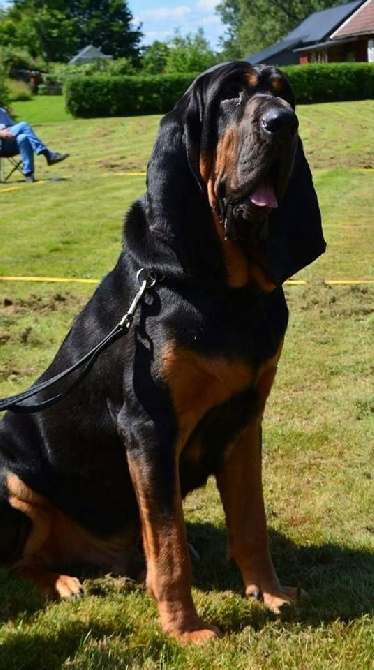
283, 62, 374, 104
65, 73, 198, 118
65, 63, 374, 118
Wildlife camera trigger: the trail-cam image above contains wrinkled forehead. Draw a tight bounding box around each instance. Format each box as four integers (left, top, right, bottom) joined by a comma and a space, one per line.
249, 64, 295, 108
198, 61, 295, 110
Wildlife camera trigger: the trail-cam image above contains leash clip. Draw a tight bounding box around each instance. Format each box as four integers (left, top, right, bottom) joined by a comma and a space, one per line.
120, 268, 157, 330
137, 268, 157, 288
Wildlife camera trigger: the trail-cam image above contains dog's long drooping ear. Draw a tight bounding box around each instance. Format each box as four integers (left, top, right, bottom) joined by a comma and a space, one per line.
143, 71, 225, 279
266, 138, 326, 284
182, 69, 219, 187
183, 61, 251, 186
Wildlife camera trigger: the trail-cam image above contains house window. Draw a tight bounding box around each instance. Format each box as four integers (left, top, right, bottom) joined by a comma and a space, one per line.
311, 50, 327, 63
368, 40, 374, 63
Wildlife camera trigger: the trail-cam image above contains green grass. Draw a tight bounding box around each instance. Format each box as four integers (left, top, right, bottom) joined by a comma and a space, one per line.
11, 95, 73, 124
0, 98, 373, 669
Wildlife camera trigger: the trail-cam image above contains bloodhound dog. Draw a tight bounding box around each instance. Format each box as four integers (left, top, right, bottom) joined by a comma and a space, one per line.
0, 61, 325, 643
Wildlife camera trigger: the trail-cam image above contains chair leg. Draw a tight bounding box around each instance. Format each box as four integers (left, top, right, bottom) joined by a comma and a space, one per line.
6, 158, 23, 182
0, 156, 23, 183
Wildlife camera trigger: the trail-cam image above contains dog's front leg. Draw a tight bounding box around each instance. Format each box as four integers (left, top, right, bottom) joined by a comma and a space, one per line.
127, 449, 221, 643
216, 420, 299, 613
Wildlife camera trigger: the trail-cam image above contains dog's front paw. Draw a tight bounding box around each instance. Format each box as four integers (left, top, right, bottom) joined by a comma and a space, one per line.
170, 622, 222, 645
161, 609, 222, 644
247, 583, 306, 614
54, 574, 83, 600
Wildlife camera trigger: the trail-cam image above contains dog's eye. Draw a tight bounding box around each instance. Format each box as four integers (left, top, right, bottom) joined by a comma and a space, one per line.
221, 86, 244, 106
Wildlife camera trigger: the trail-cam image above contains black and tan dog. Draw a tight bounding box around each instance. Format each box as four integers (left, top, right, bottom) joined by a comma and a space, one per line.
0, 62, 325, 643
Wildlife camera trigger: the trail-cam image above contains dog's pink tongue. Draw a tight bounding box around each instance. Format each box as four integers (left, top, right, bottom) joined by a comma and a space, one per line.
250, 182, 278, 208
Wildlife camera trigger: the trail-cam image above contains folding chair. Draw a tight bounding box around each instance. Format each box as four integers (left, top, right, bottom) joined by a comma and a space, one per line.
0, 138, 23, 183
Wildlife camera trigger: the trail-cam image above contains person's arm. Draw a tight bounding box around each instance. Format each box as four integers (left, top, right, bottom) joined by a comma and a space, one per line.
0, 127, 14, 139
0, 107, 15, 128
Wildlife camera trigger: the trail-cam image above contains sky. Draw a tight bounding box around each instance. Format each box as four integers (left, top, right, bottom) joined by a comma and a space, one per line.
0, 0, 226, 50
127, 0, 226, 49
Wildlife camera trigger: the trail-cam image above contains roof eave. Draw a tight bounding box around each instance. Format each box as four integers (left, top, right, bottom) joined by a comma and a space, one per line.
294, 36, 365, 51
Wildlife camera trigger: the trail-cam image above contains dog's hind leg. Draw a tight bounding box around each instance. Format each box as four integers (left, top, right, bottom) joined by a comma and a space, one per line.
13, 564, 82, 599
6, 472, 82, 598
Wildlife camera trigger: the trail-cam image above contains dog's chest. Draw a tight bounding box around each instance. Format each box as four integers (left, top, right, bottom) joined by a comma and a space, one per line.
161, 340, 279, 494
159, 289, 286, 488
162, 342, 253, 452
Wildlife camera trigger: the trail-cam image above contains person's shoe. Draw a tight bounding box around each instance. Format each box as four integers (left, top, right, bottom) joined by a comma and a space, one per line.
24, 173, 35, 182
46, 151, 69, 166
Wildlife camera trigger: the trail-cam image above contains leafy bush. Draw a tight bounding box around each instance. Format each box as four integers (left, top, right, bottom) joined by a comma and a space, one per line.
6, 77, 33, 101
283, 63, 374, 104
0, 46, 41, 76
0, 72, 10, 108
49, 58, 136, 84
65, 73, 199, 117
65, 63, 374, 119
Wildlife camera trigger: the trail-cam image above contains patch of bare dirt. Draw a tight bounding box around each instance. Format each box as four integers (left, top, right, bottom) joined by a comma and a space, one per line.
99, 158, 146, 172
286, 283, 373, 319
307, 153, 373, 171
1, 292, 85, 317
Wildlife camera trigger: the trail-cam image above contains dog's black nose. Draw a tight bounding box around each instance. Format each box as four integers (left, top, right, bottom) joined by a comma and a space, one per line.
262, 107, 298, 137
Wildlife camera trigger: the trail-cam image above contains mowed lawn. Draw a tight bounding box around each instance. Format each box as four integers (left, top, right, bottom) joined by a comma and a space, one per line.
0, 95, 373, 669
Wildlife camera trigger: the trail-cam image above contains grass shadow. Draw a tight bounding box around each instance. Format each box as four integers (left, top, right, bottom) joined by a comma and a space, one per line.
1, 522, 372, 639
0, 616, 135, 670
0, 568, 47, 624
187, 521, 374, 629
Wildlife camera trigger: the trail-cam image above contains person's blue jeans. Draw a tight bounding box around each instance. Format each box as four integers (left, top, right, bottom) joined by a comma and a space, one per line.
2, 122, 48, 176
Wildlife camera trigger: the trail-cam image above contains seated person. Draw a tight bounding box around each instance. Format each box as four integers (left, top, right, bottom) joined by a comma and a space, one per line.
0, 106, 69, 182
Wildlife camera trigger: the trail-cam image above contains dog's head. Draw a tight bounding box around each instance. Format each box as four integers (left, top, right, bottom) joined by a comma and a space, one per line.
141, 61, 325, 288
185, 62, 298, 241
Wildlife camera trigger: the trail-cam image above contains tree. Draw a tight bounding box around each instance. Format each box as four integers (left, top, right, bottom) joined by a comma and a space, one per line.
165, 29, 218, 74
141, 41, 170, 74
0, 0, 143, 63
217, 0, 345, 59
68, 0, 143, 62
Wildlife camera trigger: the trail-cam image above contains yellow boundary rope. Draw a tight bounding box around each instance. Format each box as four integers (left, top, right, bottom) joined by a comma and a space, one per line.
1, 167, 372, 194
1, 169, 373, 286
0, 277, 373, 286
0, 173, 146, 193
0, 276, 99, 284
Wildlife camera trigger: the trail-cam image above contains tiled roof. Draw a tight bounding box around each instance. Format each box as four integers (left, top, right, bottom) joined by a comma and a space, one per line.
247, 39, 301, 64
331, 0, 374, 37
285, 0, 363, 43
247, 1, 365, 63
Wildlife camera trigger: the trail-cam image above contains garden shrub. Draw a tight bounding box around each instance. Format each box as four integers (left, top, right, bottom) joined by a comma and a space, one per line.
65, 73, 199, 117
0, 73, 10, 108
65, 63, 374, 118
282, 63, 374, 104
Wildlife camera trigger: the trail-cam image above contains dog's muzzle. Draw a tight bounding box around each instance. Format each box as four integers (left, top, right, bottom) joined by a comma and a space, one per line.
261, 106, 299, 142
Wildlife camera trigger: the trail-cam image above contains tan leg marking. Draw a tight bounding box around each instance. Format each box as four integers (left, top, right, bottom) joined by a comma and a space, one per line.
149, 344, 252, 639
7, 473, 133, 598
127, 456, 221, 642
216, 347, 299, 613
7, 473, 82, 598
